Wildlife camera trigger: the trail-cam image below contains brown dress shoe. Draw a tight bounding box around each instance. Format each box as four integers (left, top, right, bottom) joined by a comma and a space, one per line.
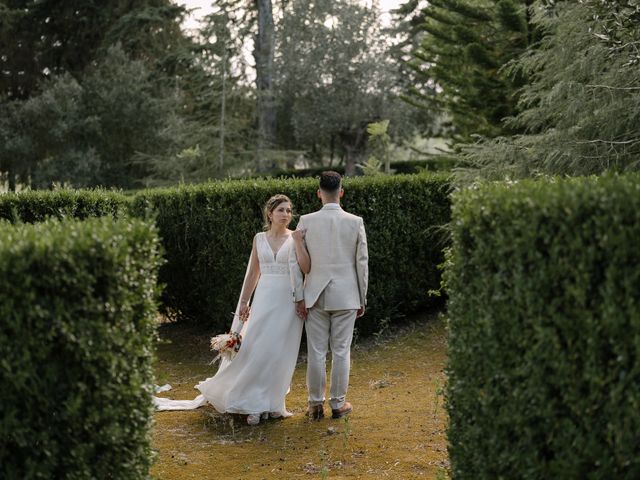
307, 405, 324, 420
331, 401, 353, 419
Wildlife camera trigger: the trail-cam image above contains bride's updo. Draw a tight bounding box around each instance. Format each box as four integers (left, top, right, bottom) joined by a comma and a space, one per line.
263, 194, 293, 231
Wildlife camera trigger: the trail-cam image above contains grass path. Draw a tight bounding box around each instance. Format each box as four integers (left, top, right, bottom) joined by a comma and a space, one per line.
151, 312, 448, 479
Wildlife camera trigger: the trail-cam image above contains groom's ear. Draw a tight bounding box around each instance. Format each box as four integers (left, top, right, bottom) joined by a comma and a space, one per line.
317, 189, 322, 199
339, 188, 344, 198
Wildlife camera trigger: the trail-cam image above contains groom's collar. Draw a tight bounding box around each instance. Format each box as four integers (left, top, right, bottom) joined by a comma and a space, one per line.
321, 203, 342, 210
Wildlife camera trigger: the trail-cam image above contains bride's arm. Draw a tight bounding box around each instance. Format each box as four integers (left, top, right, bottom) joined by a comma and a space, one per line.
293, 236, 310, 274
292, 221, 311, 274
238, 235, 261, 320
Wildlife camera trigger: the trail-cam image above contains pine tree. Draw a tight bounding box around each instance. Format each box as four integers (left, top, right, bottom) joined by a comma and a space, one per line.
0, 45, 182, 189
460, 0, 640, 180
387, 0, 440, 136
145, 3, 257, 184
398, 0, 534, 142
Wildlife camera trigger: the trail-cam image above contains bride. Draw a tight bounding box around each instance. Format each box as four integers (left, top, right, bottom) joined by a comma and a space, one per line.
154, 194, 310, 425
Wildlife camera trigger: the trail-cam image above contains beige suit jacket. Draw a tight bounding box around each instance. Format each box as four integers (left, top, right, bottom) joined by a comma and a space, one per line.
289, 203, 368, 311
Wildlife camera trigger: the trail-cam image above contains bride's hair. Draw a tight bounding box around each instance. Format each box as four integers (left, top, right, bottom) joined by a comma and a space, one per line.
263, 194, 293, 231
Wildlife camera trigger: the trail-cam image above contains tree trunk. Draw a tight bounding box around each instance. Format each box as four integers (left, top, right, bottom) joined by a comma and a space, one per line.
341, 126, 366, 176
345, 146, 356, 176
8, 170, 16, 192
254, 0, 276, 172
329, 134, 335, 166
219, 50, 227, 169
345, 147, 365, 176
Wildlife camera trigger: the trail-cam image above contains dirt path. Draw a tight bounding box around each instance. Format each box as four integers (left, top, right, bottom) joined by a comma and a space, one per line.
152, 312, 448, 479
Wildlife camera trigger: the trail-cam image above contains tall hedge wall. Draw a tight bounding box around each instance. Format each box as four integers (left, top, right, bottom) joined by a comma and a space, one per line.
0, 189, 128, 223
131, 173, 451, 334
0, 173, 451, 336
445, 174, 640, 479
0, 217, 162, 479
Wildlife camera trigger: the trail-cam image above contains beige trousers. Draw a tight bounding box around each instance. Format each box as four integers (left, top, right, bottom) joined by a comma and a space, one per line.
305, 291, 357, 410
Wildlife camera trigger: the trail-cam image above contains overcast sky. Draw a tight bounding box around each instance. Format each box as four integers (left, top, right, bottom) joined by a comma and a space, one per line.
177, 0, 404, 31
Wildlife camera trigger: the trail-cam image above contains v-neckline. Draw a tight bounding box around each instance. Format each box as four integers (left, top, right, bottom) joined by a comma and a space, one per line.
263, 233, 290, 260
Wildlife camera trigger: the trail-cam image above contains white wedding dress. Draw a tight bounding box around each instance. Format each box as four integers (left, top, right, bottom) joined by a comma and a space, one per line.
154, 233, 303, 416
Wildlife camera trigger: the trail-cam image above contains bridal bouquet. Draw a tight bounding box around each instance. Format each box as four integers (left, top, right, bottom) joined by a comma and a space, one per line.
210, 331, 242, 364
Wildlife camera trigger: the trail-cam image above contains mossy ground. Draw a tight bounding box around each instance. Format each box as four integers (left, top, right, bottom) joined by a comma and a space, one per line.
152, 312, 449, 479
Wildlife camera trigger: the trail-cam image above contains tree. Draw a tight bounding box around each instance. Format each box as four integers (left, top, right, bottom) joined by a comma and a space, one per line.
0, 0, 193, 189
0, 0, 188, 100
187, 0, 276, 171
275, 0, 415, 175
398, 0, 534, 142
0, 45, 180, 189
387, 0, 440, 137
460, 1, 640, 180
255, 0, 277, 170
363, 120, 391, 175
144, 3, 258, 185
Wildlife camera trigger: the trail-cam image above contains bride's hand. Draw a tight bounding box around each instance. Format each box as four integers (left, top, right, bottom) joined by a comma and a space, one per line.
239, 304, 250, 322
295, 300, 308, 320
292, 228, 307, 242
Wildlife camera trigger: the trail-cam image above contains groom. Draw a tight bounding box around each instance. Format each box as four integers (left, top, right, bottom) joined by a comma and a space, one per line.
289, 171, 369, 420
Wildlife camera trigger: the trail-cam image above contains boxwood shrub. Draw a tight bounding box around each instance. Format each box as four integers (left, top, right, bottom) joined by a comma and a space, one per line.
131, 173, 451, 334
0, 217, 162, 479
445, 174, 640, 479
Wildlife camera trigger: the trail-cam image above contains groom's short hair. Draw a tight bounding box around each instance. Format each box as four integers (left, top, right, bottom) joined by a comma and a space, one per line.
319, 171, 342, 192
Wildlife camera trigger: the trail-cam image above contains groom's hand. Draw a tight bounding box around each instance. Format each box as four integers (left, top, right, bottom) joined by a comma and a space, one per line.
356, 305, 365, 318
295, 300, 308, 320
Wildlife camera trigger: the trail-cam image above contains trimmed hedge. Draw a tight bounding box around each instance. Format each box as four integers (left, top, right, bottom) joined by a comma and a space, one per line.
0, 174, 451, 336
0, 217, 162, 479
131, 173, 451, 334
445, 174, 640, 479
0, 189, 129, 223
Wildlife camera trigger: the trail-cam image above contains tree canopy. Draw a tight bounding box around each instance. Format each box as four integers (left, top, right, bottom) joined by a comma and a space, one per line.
1, 0, 418, 189
399, 0, 534, 142
460, 0, 640, 180
3, 0, 634, 189
278, 0, 422, 174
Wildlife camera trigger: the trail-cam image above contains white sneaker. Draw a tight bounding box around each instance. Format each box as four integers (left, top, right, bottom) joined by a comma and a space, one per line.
269, 412, 282, 419
247, 414, 260, 426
